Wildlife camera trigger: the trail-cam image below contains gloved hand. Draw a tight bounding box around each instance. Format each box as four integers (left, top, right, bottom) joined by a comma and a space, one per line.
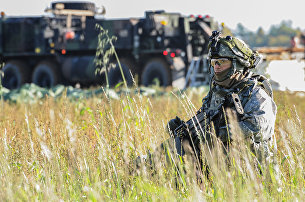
166, 116, 184, 137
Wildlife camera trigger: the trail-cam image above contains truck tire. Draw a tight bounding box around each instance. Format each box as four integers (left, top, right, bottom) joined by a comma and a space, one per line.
32, 62, 61, 88
141, 59, 171, 87
1, 61, 31, 89
108, 59, 134, 87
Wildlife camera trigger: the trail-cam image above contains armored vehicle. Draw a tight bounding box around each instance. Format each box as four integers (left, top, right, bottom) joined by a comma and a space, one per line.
0, 1, 213, 89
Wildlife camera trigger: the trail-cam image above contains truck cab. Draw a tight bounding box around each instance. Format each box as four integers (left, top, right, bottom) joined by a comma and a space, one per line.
0, 1, 213, 89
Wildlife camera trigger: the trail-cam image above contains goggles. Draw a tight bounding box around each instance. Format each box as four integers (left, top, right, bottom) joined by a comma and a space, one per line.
210, 58, 231, 67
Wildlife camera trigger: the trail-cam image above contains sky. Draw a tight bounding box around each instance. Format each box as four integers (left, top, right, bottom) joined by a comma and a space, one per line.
1, 0, 304, 32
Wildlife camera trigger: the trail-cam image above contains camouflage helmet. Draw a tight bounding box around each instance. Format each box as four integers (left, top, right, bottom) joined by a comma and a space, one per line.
208, 31, 262, 70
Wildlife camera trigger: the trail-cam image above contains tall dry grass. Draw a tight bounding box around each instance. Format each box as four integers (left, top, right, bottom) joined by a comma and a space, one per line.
0, 89, 304, 201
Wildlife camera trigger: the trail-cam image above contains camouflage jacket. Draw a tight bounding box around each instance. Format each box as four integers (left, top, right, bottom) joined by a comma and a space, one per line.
202, 76, 277, 144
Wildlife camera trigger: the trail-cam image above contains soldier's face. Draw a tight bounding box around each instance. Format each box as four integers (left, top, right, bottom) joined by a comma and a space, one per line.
211, 58, 232, 75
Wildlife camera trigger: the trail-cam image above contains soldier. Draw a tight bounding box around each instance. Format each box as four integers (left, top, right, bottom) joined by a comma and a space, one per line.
167, 31, 277, 171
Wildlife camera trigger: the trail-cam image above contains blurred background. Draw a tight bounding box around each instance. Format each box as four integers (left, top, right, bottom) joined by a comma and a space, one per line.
2, 0, 304, 33
0, 0, 304, 93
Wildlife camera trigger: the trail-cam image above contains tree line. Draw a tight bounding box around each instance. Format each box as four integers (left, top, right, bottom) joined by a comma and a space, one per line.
231, 20, 304, 48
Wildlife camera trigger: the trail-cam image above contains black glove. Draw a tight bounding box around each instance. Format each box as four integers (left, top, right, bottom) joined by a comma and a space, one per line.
167, 116, 184, 137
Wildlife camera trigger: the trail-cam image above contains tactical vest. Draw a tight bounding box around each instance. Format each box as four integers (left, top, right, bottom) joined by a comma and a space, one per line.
203, 74, 273, 113
202, 74, 273, 139
173, 74, 273, 145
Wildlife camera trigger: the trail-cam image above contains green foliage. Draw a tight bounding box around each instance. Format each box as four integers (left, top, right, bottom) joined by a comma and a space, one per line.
94, 24, 117, 89
234, 20, 302, 47
268, 35, 291, 47
255, 27, 267, 46
94, 24, 128, 89
269, 20, 298, 37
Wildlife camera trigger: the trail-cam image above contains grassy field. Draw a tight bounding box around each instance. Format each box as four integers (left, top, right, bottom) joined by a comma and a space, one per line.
0, 87, 304, 201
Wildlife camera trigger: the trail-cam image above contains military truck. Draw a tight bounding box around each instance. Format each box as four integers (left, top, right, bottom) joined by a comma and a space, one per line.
0, 1, 213, 89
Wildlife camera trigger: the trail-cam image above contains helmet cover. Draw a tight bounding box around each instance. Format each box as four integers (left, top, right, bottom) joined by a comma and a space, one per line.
208, 31, 262, 69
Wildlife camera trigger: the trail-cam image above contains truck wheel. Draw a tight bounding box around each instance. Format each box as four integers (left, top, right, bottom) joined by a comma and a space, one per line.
1, 61, 31, 89
108, 59, 134, 87
32, 62, 61, 88
141, 59, 171, 87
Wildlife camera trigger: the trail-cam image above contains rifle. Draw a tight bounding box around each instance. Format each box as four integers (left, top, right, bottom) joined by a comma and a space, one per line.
171, 108, 209, 156
172, 93, 229, 156
174, 86, 245, 141
174, 108, 208, 140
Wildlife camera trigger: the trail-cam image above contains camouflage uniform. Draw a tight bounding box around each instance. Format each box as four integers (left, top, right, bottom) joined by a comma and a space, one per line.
168, 31, 277, 165
202, 74, 277, 161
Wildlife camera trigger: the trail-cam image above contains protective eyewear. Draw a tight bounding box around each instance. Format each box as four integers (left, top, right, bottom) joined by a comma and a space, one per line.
210, 58, 231, 67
